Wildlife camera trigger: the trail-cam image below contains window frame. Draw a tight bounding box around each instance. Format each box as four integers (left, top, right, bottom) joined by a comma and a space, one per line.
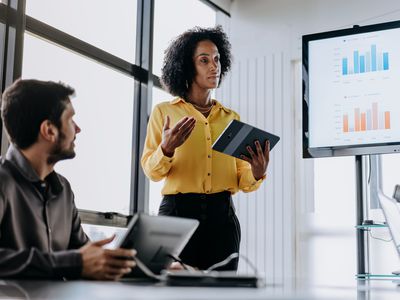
0, 0, 229, 227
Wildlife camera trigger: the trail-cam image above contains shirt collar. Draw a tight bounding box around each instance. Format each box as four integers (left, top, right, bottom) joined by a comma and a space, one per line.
170, 97, 185, 105
5, 144, 63, 194
170, 97, 231, 113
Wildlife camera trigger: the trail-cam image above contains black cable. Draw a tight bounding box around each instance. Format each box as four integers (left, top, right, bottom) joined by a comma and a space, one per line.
368, 155, 372, 184
167, 254, 193, 271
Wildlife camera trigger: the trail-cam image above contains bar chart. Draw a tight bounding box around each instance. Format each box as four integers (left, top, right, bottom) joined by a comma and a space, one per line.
342, 44, 389, 75
342, 102, 391, 133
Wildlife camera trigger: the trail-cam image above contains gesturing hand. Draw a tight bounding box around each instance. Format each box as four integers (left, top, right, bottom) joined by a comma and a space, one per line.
161, 115, 196, 157
79, 235, 137, 281
240, 140, 270, 181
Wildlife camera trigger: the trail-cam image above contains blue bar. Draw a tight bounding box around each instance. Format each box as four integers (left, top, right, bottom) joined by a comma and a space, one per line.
360, 55, 365, 73
366, 52, 371, 72
371, 45, 377, 71
354, 51, 359, 73
342, 58, 348, 75
383, 52, 389, 70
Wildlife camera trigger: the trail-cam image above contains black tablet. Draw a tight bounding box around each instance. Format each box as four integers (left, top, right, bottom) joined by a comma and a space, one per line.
212, 120, 280, 160
109, 213, 198, 277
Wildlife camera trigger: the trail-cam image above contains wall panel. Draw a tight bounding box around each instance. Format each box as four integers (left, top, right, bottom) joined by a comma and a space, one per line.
216, 51, 294, 285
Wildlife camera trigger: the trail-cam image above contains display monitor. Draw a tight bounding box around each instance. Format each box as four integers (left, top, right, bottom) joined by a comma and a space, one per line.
303, 20, 400, 158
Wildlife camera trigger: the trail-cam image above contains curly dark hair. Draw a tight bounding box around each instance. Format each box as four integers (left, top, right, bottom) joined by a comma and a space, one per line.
161, 25, 232, 99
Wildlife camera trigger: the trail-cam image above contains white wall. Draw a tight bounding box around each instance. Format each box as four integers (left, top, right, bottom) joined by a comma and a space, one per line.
216, 0, 400, 285
230, 0, 400, 59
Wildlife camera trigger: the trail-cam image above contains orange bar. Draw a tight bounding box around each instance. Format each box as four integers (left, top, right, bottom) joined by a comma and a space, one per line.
343, 115, 349, 132
361, 113, 366, 131
372, 103, 378, 130
385, 111, 391, 129
355, 108, 360, 131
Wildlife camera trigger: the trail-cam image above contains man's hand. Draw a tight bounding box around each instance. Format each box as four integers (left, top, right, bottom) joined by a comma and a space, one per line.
79, 235, 137, 281
161, 115, 196, 157
240, 140, 270, 181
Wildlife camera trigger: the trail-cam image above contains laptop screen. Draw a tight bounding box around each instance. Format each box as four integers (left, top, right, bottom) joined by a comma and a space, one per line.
379, 194, 400, 254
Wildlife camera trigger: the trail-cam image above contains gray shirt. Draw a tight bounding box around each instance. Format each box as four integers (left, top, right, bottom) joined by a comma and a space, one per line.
0, 145, 89, 279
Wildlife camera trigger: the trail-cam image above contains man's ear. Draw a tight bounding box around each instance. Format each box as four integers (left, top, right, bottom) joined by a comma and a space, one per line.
39, 120, 58, 143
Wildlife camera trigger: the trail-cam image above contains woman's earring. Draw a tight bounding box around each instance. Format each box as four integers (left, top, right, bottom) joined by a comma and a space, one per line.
185, 80, 189, 89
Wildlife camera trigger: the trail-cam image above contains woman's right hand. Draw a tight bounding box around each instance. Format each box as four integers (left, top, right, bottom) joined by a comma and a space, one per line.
161, 115, 196, 157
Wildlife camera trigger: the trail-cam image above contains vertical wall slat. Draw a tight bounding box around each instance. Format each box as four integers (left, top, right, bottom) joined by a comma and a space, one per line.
247, 58, 257, 272
265, 54, 275, 282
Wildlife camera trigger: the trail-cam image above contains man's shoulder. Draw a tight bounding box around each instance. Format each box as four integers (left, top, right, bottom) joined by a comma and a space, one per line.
53, 171, 73, 191
0, 156, 16, 180
0, 157, 20, 196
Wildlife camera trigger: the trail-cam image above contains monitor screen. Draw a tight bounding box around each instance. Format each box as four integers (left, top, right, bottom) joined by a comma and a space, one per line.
303, 21, 400, 158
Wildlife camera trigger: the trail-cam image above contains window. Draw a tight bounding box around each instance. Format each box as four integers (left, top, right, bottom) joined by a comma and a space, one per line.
147, 0, 217, 214
25, 0, 137, 62
374, 154, 400, 274
301, 157, 356, 286
1, 0, 227, 227
22, 34, 135, 214
381, 154, 400, 197
147, 87, 173, 215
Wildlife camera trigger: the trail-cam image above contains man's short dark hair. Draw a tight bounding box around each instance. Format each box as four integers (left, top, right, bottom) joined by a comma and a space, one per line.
161, 25, 232, 99
0, 79, 75, 149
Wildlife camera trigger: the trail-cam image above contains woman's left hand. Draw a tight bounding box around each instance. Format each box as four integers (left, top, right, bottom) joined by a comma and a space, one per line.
240, 140, 270, 181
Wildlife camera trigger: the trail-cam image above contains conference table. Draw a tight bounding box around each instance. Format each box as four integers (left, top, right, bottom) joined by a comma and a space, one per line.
0, 278, 400, 299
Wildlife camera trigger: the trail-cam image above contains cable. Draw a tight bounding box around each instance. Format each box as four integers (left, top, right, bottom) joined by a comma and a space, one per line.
133, 256, 164, 281
368, 230, 392, 242
206, 253, 258, 275
168, 252, 259, 275
167, 254, 197, 272
368, 155, 372, 184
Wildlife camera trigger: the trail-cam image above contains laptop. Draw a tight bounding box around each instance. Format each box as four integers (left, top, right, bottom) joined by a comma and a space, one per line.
378, 192, 400, 274
108, 213, 199, 278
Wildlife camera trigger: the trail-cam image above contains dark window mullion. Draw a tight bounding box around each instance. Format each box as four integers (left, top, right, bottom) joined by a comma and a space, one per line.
25, 16, 146, 81
131, 0, 154, 214
0, 0, 26, 156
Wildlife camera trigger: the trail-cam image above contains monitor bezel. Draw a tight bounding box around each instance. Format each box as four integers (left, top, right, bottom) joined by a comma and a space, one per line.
302, 20, 400, 158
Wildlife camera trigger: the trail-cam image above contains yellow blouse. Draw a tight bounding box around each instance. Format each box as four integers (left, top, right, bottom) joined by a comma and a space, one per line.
141, 98, 264, 195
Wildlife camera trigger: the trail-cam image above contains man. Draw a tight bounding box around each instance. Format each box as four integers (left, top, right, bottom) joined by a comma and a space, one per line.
0, 79, 136, 280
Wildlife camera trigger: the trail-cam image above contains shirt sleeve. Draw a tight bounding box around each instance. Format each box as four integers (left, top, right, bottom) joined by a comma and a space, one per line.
141, 105, 174, 181
236, 157, 265, 193
0, 248, 83, 279
68, 193, 89, 249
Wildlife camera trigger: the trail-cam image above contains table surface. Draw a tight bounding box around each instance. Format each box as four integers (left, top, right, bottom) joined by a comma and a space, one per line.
0, 278, 400, 300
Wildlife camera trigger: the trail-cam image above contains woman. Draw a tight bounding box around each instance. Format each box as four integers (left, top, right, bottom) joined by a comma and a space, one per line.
141, 26, 269, 271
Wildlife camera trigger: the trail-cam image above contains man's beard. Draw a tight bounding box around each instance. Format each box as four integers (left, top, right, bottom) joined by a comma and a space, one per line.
47, 132, 76, 164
